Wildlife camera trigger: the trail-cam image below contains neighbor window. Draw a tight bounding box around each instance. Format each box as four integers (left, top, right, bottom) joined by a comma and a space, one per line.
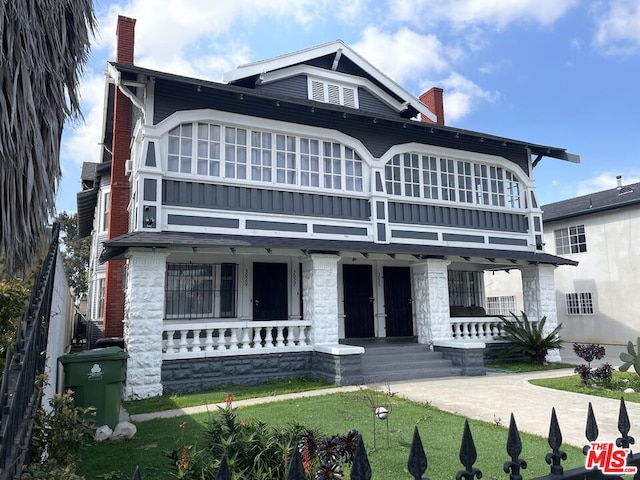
165, 263, 237, 319
448, 271, 483, 307
555, 225, 587, 255
485, 295, 516, 316
565, 292, 594, 315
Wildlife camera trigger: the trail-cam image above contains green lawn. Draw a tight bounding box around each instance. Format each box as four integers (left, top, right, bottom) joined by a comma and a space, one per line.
124, 377, 334, 415
77, 390, 585, 480
485, 360, 575, 373
530, 371, 640, 403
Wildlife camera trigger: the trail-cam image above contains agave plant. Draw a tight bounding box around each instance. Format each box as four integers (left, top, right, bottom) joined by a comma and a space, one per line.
499, 311, 562, 365
619, 338, 640, 375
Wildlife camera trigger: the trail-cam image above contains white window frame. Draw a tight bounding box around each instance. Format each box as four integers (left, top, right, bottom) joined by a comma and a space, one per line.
555, 225, 587, 255
485, 295, 516, 316
100, 190, 110, 233
565, 292, 594, 315
308, 77, 359, 108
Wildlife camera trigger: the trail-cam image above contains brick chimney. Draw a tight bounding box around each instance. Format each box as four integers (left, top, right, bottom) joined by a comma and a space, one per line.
419, 87, 445, 125
103, 16, 136, 339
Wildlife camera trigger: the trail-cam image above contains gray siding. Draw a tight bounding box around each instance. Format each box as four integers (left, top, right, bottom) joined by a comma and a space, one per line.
312, 225, 367, 235
163, 180, 371, 220
391, 230, 438, 241
255, 75, 308, 100
168, 215, 239, 228
388, 201, 527, 233
358, 88, 398, 117
488, 236, 528, 246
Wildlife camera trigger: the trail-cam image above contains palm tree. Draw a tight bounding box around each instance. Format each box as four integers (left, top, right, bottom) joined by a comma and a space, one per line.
0, 1, 96, 274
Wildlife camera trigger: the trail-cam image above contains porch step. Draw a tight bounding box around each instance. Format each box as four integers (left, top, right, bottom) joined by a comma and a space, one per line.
356, 341, 463, 383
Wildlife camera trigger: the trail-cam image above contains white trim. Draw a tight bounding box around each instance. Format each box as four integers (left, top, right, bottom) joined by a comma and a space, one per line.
222, 40, 437, 122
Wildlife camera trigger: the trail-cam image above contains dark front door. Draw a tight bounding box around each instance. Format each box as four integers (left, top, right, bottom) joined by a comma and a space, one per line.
253, 262, 288, 320
343, 264, 374, 338
383, 266, 414, 337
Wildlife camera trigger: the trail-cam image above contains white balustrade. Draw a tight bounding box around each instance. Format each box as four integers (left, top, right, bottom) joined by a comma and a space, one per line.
162, 320, 313, 359
449, 316, 539, 341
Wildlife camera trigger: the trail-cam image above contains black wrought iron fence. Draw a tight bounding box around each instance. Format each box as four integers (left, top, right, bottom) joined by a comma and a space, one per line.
0, 224, 60, 479
130, 396, 640, 479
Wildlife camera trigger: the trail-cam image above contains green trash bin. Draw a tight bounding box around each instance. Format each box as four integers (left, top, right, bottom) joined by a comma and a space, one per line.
58, 346, 128, 429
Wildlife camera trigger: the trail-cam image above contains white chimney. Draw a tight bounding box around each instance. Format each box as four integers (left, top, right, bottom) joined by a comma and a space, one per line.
617, 175, 622, 190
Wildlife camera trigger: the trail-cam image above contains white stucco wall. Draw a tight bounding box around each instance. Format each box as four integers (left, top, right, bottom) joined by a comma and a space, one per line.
545, 205, 640, 344
412, 259, 451, 345
302, 254, 340, 345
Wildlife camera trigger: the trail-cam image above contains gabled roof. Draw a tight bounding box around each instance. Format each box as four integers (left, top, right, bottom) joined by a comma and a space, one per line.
542, 181, 640, 222
222, 40, 437, 121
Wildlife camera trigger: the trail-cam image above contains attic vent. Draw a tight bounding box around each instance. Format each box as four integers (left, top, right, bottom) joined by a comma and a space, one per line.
308, 77, 359, 108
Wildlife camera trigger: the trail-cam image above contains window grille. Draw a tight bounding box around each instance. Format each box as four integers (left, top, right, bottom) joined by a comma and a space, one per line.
555, 225, 587, 255
485, 295, 516, 316
565, 292, 594, 315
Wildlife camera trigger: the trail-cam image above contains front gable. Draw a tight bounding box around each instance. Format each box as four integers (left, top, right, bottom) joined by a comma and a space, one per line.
223, 40, 436, 121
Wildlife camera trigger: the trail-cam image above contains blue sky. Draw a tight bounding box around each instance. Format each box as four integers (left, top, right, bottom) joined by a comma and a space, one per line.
57, 0, 640, 213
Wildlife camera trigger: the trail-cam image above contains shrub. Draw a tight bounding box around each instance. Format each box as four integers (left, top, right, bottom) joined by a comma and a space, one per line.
619, 337, 640, 377
573, 343, 612, 385
23, 377, 96, 479
498, 311, 562, 365
167, 396, 359, 479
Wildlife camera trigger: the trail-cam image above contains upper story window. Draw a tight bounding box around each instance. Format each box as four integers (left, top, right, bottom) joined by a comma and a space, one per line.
100, 191, 110, 233
165, 122, 365, 193
309, 78, 358, 108
555, 225, 587, 254
385, 152, 522, 209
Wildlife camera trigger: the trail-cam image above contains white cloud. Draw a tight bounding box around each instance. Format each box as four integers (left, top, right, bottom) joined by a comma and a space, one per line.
389, 0, 579, 30
576, 172, 640, 196
438, 72, 499, 122
352, 26, 456, 85
592, 0, 640, 55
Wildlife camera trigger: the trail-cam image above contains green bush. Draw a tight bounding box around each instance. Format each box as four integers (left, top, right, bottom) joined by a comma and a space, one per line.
167, 396, 358, 479
499, 311, 562, 365
23, 378, 96, 479
0, 279, 30, 378
619, 337, 640, 376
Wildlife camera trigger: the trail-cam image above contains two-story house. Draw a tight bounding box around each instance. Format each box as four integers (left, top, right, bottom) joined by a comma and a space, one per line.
541, 176, 640, 345
77, 16, 579, 399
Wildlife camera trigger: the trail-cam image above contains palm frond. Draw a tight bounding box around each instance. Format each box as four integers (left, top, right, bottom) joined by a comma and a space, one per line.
0, 0, 96, 274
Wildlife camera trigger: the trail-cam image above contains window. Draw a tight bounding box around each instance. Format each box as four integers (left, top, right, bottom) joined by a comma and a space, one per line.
555, 225, 587, 255
166, 122, 364, 192
168, 124, 193, 173
95, 277, 105, 320
457, 161, 473, 203
422, 156, 438, 199
448, 271, 483, 307
565, 292, 594, 315
165, 263, 237, 319
485, 295, 516, 316
101, 191, 110, 232
196, 123, 221, 176
404, 153, 421, 197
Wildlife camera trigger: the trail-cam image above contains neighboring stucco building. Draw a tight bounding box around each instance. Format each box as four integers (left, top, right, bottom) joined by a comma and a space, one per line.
542, 177, 640, 344
77, 16, 580, 399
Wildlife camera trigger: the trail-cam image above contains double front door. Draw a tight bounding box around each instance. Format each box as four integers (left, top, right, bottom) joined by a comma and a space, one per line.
343, 265, 413, 338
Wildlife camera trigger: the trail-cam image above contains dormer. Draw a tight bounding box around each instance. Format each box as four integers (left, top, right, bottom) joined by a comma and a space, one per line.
223, 40, 437, 122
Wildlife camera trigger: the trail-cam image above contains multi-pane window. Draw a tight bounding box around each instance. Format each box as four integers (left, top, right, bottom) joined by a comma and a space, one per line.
168, 124, 193, 173
250, 131, 272, 182
565, 292, 594, 315
457, 161, 473, 203
165, 263, 237, 319
555, 225, 587, 255
276, 134, 296, 184
344, 147, 363, 191
440, 158, 456, 201
422, 156, 438, 199
300, 138, 320, 187
224, 127, 247, 179
323, 142, 342, 189
383, 153, 522, 209
485, 295, 516, 316
196, 123, 221, 176
166, 122, 363, 192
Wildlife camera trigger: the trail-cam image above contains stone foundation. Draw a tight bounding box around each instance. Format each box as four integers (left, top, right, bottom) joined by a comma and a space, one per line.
434, 341, 486, 376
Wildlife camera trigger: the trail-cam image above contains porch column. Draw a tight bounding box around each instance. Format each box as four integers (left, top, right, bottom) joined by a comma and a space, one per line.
123, 249, 169, 399
412, 259, 451, 345
301, 254, 340, 345
521, 264, 561, 362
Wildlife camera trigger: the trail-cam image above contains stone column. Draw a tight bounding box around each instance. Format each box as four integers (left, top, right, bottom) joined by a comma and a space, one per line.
521, 264, 561, 362
412, 259, 451, 345
123, 249, 169, 399
301, 254, 340, 345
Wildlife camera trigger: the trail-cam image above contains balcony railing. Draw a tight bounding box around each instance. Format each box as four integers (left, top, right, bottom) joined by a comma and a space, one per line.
162, 320, 312, 360
449, 316, 538, 342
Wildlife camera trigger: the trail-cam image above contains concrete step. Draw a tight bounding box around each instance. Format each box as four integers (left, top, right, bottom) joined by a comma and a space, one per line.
363, 366, 463, 383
